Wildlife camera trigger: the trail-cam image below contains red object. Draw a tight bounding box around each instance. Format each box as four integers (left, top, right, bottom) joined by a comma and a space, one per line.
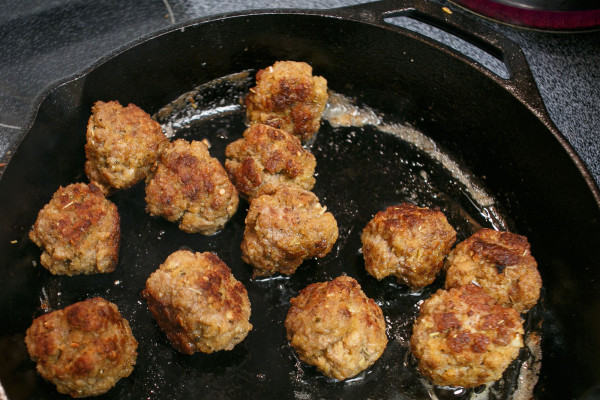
451, 0, 600, 30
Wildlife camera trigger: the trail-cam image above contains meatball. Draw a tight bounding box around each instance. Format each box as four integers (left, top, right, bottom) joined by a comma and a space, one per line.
241, 185, 338, 277
85, 100, 168, 195
142, 250, 252, 355
410, 283, 524, 388
24, 297, 138, 398
285, 276, 388, 381
145, 139, 239, 235
445, 228, 542, 313
245, 61, 329, 143
361, 203, 456, 289
225, 123, 316, 200
29, 182, 120, 276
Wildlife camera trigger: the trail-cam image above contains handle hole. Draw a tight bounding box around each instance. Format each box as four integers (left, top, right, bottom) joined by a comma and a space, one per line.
383, 15, 510, 79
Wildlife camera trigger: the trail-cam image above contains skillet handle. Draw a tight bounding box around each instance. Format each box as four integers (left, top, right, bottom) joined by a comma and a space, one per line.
331, 0, 547, 116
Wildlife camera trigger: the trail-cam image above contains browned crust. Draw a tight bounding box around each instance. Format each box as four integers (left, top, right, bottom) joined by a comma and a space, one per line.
29, 183, 120, 275
240, 185, 338, 277
84, 100, 168, 194
361, 203, 456, 289
245, 61, 329, 142
445, 228, 542, 312
142, 250, 252, 355
285, 276, 388, 380
24, 297, 138, 397
145, 139, 239, 235
410, 283, 524, 388
225, 123, 316, 199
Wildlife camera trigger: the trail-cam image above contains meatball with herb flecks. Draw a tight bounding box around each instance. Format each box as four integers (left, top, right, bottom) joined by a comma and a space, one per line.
143, 250, 252, 355
245, 61, 328, 143
410, 283, 524, 388
241, 185, 338, 277
285, 276, 388, 381
85, 100, 168, 195
25, 297, 138, 398
145, 139, 239, 235
225, 123, 316, 200
445, 228, 542, 313
29, 182, 120, 276
361, 203, 456, 289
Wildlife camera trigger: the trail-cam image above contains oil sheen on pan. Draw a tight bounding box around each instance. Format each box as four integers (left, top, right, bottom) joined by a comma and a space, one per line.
1, 70, 542, 400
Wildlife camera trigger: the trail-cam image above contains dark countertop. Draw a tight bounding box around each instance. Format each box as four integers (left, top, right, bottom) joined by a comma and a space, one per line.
0, 0, 599, 188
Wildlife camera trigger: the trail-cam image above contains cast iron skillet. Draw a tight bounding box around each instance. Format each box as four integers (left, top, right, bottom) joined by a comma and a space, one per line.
1, 1, 599, 399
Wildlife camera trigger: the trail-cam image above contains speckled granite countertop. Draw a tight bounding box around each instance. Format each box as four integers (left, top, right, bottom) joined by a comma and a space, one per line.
0, 0, 598, 187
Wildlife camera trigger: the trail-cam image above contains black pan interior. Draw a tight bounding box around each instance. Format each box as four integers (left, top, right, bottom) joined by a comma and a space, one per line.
0, 10, 599, 400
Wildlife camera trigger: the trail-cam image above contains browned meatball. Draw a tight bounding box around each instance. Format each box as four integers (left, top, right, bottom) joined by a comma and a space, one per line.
285, 276, 388, 381
445, 228, 542, 313
225, 123, 316, 200
241, 185, 338, 277
245, 61, 329, 143
143, 250, 252, 355
29, 183, 120, 276
361, 203, 456, 289
85, 100, 168, 195
145, 139, 239, 235
410, 283, 524, 388
24, 297, 138, 398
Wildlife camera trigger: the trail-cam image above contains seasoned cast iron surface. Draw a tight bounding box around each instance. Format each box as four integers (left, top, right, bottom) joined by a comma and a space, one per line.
0, 72, 542, 399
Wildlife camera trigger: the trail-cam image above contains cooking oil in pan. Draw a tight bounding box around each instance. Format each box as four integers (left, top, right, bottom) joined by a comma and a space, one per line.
3, 72, 544, 399
140, 71, 540, 399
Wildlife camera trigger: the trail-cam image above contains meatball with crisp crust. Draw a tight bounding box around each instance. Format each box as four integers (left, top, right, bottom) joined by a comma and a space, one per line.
29, 182, 120, 276
85, 100, 168, 195
145, 139, 239, 235
361, 203, 456, 289
285, 276, 388, 381
241, 185, 338, 277
245, 61, 329, 143
410, 283, 524, 388
225, 123, 316, 200
143, 250, 252, 354
445, 228, 542, 313
25, 297, 138, 398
